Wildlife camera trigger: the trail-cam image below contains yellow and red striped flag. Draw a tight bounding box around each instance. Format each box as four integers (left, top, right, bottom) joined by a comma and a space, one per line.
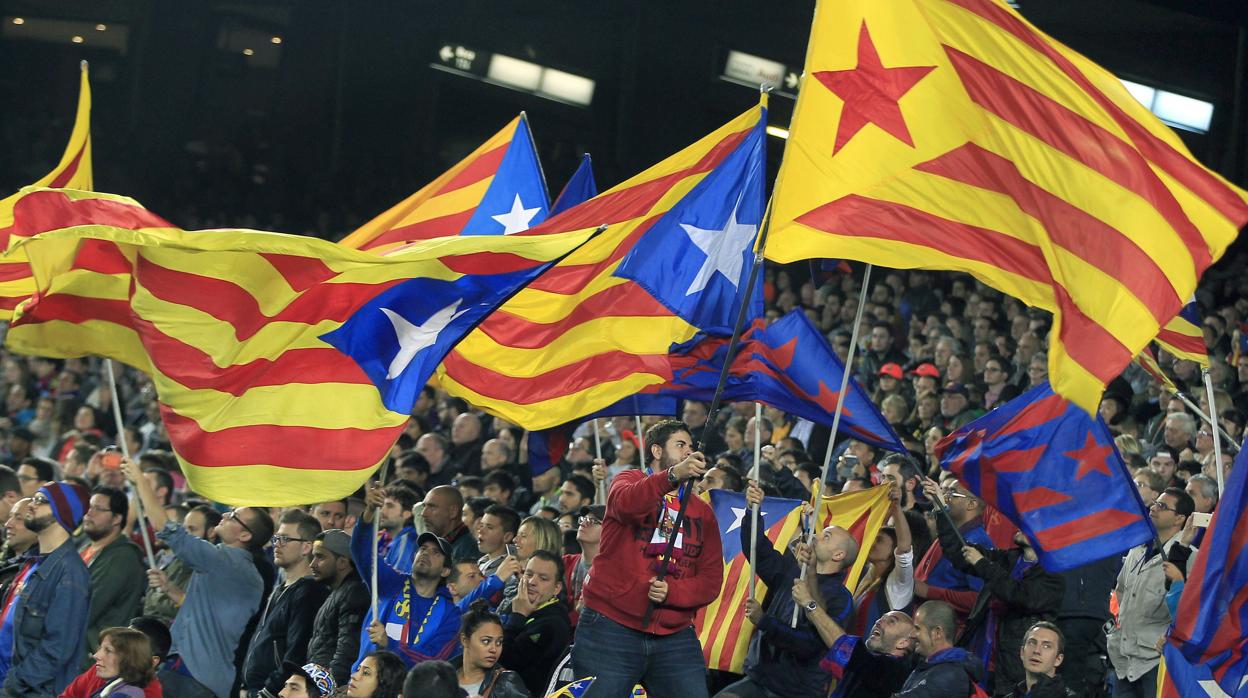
1135, 344, 1181, 396
437, 103, 766, 430
339, 114, 549, 253
695, 485, 891, 673
1155, 299, 1208, 367
0, 62, 93, 321
7, 188, 592, 505
767, 0, 1248, 415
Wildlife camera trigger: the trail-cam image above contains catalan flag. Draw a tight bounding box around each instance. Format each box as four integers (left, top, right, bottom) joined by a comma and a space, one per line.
8, 188, 592, 506
695, 485, 891, 673
339, 113, 550, 252
1156, 298, 1209, 367
0, 62, 93, 321
1135, 344, 1181, 396
439, 102, 768, 430
767, 0, 1248, 415
545, 677, 595, 698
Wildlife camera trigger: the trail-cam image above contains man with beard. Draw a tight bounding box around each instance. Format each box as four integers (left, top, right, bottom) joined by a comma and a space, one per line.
306, 530, 369, 686
352, 495, 461, 669
3, 481, 91, 695
363, 484, 419, 575
78, 486, 146, 660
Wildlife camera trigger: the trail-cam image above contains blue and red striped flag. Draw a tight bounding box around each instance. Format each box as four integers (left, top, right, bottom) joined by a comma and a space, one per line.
1162, 442, 1248, 697
935, 382, 1156, 572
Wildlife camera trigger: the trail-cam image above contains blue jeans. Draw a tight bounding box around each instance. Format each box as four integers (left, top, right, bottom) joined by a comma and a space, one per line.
572, 606, 709, 698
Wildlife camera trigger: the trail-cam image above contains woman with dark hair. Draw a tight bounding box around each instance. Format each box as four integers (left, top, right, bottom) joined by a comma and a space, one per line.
333, 650, 406, 698
60, 627, 157, 697
452, 600, 529, 697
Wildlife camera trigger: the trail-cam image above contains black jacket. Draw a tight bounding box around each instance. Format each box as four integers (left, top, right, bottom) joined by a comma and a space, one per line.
241, 575, 330, 694
895, 646, 985, 697
937, 516, 1065, 696
1003, 674, 1077, 697
449, 655, 531, 698
1057, 556, 1120, 621
500, 600, 572, 695
306, 571, 369, 685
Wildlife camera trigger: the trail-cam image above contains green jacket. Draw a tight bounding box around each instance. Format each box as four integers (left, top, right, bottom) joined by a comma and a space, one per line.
79, 534, 147, 661
142, 556, 193, 624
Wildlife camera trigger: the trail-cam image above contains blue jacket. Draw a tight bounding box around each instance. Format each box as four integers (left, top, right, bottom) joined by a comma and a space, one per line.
2, 538, 91, 697
895, 646, 985, 697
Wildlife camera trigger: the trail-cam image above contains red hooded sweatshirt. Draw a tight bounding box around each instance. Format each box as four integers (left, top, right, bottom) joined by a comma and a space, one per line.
581, 469, 723, 635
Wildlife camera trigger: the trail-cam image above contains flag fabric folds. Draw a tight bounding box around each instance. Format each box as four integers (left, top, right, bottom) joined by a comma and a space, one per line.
339, 114, 550, 252
550, 154, 598, 216
935, 382, 1156, 572
439, 103, 768, 430
767, 0, 1248, 415
0, 62, 93, 321
646, 310, 905, 451
1155, 298, 1209, 367
695, 485, 891, 673
8, 188, 592, 506
1135, 344, 1181, 396
545, 677, 596, 698
1164, 443, 1248, 697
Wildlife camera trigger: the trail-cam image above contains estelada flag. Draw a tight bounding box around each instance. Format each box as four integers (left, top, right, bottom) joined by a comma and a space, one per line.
340, 113, 550, 252
695, 485, 891, 673
0, 62, 93, 321
768, 0, 1248, 415
7, 188, 592, 505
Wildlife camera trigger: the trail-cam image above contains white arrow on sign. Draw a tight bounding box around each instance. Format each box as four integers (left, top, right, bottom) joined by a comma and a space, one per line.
785, 72, 799, 89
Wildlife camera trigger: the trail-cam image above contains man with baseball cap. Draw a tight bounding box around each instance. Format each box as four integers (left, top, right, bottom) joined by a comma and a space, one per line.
277, 661, 336, 698
307, 530, 370, 685
353, 485, 462, 670
3, 481, 91, 696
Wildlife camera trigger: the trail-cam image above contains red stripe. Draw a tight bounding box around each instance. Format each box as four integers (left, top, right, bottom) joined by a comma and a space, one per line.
523, 216, 659, 295
12, 190, 173, 238
11, 294, 131, 327
1001, 393, 1068, 434
437, 250, 552, 276
71, 240, 130, 275
432, 144, 509, 197
359, 209, 477, 250
1155, 329, 1206, 355
162, 405, 403, 471
258, 253, 337, 292
915, 142, 1181, 323
476, 284, 675, 350
442, 348, 670, 405
1012, 486, 1072, 514
1031, 508, 1143, 549
942, 45, 1211, 269
0, 263, 30, 283
134, 255, 400, 341
946, 0, 1248, 228
47, 143, 86, 189
132, 315, 369, 395
1051, 283, 1133, 383
0, 295, 27, 311
704, 558, 747, 668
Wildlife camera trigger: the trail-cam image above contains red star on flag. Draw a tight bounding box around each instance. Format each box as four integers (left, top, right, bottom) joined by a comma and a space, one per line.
1064, 432, 1115, 480
812, 22, 936, 155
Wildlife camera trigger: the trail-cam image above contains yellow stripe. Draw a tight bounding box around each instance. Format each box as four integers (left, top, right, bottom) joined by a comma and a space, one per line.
157, 381, 405, 431
456, 315, 697, 374
179, 460, 383, 507
439, 371, 668, 432
392, 177, 493, 228
6, 319, 151, 373
1048, 336, 1107, 415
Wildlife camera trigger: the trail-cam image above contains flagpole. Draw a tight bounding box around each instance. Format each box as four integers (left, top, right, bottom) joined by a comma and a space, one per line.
748, 401, 762, 602
792, 263, 872, 627
105, 360, 158, 570
641, 189, 773, 629
593, 419, 607, 504
636, 415, 647, 475
371, 456, 393, 623
1202, 369, 1226, 494
1172, 389, 1240, 454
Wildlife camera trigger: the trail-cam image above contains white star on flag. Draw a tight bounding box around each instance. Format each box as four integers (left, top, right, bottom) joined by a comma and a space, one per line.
726, 505, 764, 534
380, 299, 468, 379
681, 199, 757, 296
491, 194, 542, 234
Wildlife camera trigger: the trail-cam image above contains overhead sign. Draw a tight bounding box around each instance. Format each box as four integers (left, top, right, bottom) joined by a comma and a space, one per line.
721, 49, 797, 98
436, 43, 490, 78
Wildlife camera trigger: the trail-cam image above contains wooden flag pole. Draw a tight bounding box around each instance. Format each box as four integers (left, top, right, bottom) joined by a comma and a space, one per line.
105, 360, 158, 570
748, 402, 762, 602
791, 263, 872, 627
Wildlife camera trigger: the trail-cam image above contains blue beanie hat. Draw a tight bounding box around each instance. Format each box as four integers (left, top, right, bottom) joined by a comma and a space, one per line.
37, 481, 90, 532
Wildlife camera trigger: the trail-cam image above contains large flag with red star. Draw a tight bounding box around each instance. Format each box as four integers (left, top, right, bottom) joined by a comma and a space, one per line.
935, 381, 1156, 572
767, 0, 1248, 416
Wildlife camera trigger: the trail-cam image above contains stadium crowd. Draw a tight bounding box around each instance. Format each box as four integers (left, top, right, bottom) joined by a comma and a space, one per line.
0, 258, 1243, 698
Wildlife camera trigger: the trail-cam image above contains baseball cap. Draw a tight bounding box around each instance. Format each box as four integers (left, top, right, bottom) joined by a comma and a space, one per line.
417, 531, 453, 567
314, 529, 351, 558
941, 381, 969, 396
282, 662, 336, 697
878, 363, 903, 380
910, 363, 941, 379
578, 504, 606, 522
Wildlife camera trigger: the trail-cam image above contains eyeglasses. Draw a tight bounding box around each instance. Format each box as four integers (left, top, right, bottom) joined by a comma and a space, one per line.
224, 509, 253, 534
578, 516, 602, 527
1150, 501, 1176, 512
271, 534, 310, 546
30, 494, 50, 507
88, 505, 113, 515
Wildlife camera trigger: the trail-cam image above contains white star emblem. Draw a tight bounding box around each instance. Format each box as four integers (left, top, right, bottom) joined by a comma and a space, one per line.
726, 505, 764, 534
491, 194, 542, 234
681, 200, 757, 296
1198, 677, 1248, 697
380, 300, 468, 380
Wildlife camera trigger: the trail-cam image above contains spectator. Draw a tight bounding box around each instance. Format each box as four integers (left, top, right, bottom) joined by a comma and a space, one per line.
0, 467, 20, 536
14, 455, 52, 497
939, 383, 978, 431
527, 463, 563, 516
572, 419, 723, 697
243, 510, 330, 697
1107, 487, 1194, 696
124, 459, 268, 698
802, 586, 917, 698
352, 490, 461, 669
476, 504, 520, 580
312, 500, 349, 532
447, 558, 485, 605
401, 660, 460, 698
1004, 622, 1075, 698
1159, 412, 1196, 455
482, 471, 518, 508
79, 486, 147, 660
342, 650, 406, 698
500, 550, 571, 694
366, 483, 418, 576
61, 627, 156, 698
717, 481, 856, 697
462, 495, 490, 534
465, 515, 560, 618
142, 504, 220, 625
914, 478, 994, 619
275, 661, 336, 698
0, 498, 35, 591
1054, 556, 1120, 697
563, 503, 603, 628
307, 529, 369, 686
897, 600, 985, 696
849, 484, 915, 636
877, 454, 933, 559
682, 400, 726, 459
449, 413, 485, 476
128, 615, 214, 698
422, 485, 480, 561
451, 600, 527, 696
557, 475, 595, 514
416, 433, 455, 488
1147, 450, 1180, 489
1131, 469, 1165, 507
3, 481, 91, 696
981, 356, 1021, 411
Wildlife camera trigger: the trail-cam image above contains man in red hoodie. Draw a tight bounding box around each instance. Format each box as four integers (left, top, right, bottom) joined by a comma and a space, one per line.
572, 419, 723, 697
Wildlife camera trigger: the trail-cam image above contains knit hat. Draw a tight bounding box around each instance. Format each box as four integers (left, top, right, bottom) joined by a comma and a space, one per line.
37, 481, 90, 532
282, 662, 336, 697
